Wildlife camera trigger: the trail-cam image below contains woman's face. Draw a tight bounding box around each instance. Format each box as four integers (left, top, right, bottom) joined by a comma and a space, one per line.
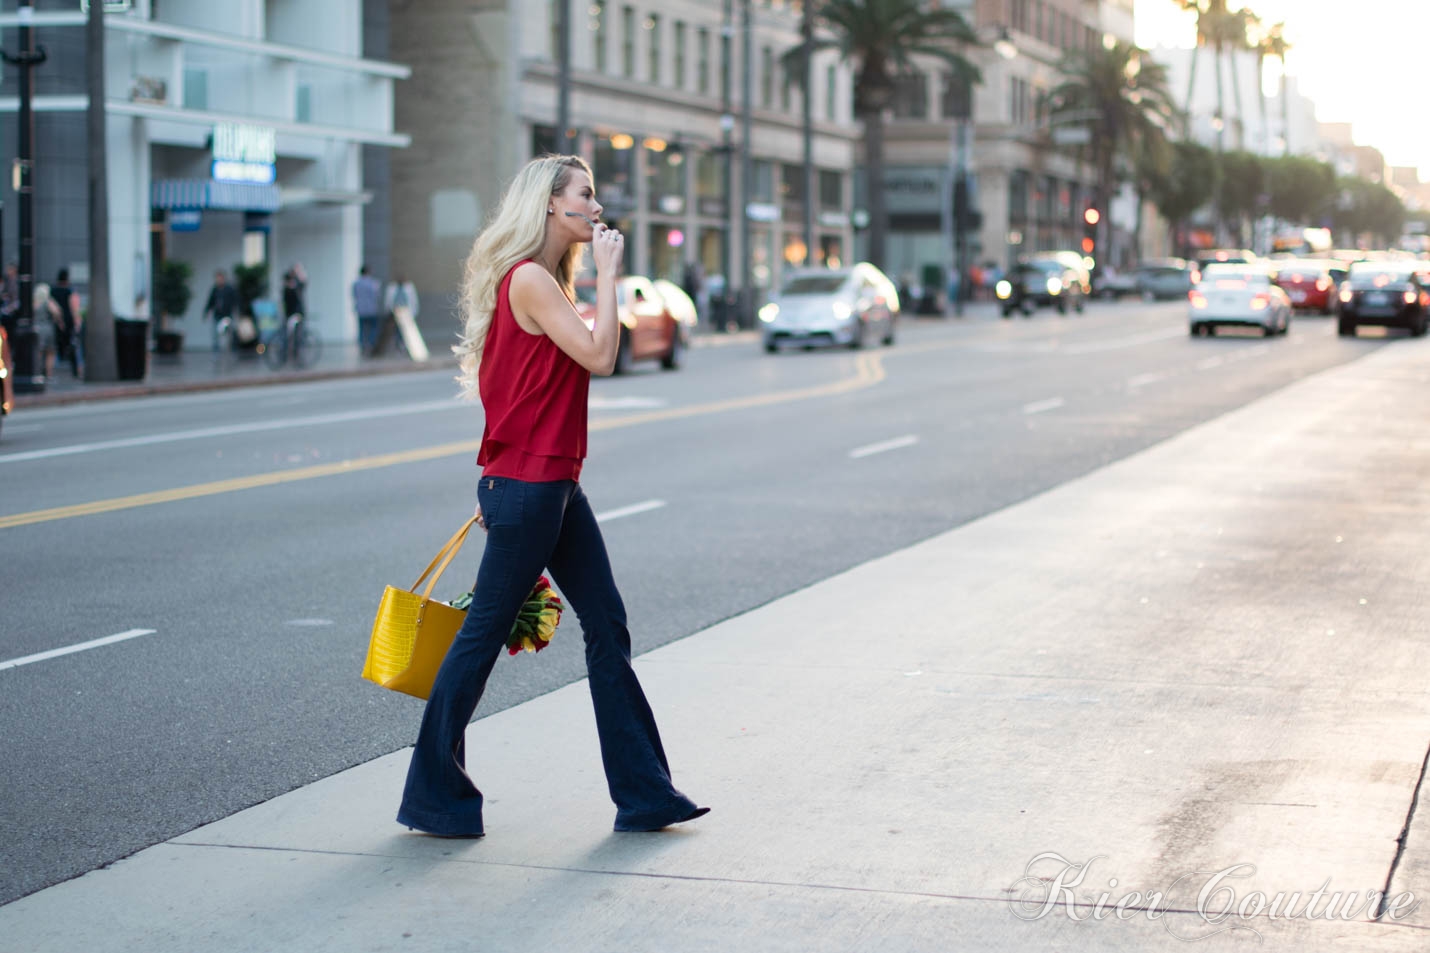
550, 169, 603, 241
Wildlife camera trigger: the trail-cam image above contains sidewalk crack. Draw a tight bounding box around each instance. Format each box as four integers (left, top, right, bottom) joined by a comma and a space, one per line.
1377, 737, 1430, 919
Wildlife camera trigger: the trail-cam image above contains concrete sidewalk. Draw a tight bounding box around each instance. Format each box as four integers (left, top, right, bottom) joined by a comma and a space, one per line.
4, 338, 1429, 951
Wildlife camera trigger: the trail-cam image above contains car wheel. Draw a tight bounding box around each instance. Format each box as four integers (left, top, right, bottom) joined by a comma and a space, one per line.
881, 319, 895, 347
848, 321, 865, 349
1001, 307, 1013, 319
1057, 298, 1068, 315
613, 330, 633, 374
764, 340, 778, 354
1075, 296, 1085, 314
660, 329, 683, 370
1337, 319, 1356, 337
1414, 315, 1428, 337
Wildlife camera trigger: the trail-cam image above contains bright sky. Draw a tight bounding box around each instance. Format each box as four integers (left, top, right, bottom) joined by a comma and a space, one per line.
1133, 0, 1430, 180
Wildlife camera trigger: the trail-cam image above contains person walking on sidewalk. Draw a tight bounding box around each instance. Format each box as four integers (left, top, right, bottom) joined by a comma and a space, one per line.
203, 270, 238, 352
351, 265, 383, 356
51, 268, 82, 377
397, 154, 708, 837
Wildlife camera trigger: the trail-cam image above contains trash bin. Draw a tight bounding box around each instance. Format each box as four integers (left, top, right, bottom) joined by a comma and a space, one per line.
115, 317, 150, 381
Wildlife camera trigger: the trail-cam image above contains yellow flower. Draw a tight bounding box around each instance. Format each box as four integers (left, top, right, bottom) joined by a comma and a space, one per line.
521, 636, 536, 653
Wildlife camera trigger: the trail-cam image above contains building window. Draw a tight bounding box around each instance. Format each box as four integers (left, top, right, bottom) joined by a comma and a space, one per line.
674, 21, 686, 90
183, 67, 207, 110
647, 13, 661, 84
549, 0, 561, 60
697, 27, 710, 95
721, 30, 732, 101
780, 58, 792, 112
751, 160, 774, 202
891, 71, 927, 120
622, 6, 636, 78
761, 46, 774, 108
592, 2, 608, 72
826, 63, 837, 120
647, 143, 686, 215
695, 150, 725, 217
780, 162, 805, 204
295, 83, 311, 122
819, 170, 842, 211
1033, 0, 1043, 43
941, 71, 970, 119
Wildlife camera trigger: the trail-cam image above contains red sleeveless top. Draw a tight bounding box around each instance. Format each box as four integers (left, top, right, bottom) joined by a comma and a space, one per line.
477, 260, 589, 482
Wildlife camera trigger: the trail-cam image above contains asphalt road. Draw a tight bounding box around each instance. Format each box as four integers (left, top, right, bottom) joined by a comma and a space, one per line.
0, 300, 1398, 905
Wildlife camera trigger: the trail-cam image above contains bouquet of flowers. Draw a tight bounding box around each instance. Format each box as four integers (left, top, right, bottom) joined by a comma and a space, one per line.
448, 576, 565, 655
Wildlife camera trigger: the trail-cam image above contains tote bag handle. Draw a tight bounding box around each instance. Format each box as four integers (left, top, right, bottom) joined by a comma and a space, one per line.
410, 516, 480, 603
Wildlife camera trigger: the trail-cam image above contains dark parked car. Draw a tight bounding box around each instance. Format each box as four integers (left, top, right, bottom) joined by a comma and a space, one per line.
995, 258, 1087, 317
1135, 258, 1200, 300
1337, 261, 1429, 337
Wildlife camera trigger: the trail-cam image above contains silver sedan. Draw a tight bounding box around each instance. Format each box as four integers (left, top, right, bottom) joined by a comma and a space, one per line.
760, 263, 899, 352
1189, 264, 1292, 337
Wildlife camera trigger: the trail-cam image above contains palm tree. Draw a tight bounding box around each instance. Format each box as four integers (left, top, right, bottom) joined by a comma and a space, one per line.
1218, 7, 1259, 151
804, 0, 981, 269
1258, 22, 1290, 153
1050, 40, 1177, 269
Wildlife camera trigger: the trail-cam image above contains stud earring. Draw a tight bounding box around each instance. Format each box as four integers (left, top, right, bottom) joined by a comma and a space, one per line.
547, 208, 554, 215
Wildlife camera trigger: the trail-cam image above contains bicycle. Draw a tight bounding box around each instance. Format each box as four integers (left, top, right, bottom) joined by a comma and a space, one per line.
260, 313, 323, 369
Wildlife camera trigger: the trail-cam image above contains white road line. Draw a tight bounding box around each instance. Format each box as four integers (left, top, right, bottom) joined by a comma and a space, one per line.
1, 423, 44, 434
0, 399, 466, 464
1196, 356, 1227, 370
1064, 326, 1187, 355
588, 396, 668, 410
849, 434, 920, 459
1126, 370, 1173, 389
594, 499, 667, 522
1023, 397, 1066, 415
0, 629, 157, 672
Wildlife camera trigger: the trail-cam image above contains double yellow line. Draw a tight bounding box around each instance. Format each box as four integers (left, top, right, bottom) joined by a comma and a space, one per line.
0, 353, 885, 530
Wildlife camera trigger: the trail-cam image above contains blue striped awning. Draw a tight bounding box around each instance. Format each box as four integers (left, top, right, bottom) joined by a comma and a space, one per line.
151, 179, 281, 212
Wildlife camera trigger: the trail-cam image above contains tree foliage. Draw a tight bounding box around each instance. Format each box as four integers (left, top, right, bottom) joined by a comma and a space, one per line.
1148, 140, 1217, 226
1333, 177, 1406, 245
1262, 155, 1336, 225
804, 0, 982, 270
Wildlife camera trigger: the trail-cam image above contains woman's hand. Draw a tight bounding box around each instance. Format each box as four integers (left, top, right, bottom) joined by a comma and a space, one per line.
591, 223, 624, 277
474, 503, 486, 531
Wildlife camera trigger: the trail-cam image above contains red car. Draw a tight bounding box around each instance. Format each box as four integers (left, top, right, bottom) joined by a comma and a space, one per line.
0, 326, 12, 440
573, 275, 693, 373
1273, 259, 1347, 314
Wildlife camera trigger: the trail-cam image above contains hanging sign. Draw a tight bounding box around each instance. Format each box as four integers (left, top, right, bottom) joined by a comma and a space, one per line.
212, 123, 277, 184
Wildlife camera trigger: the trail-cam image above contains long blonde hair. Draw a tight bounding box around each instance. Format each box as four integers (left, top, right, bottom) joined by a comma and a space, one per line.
454, 154, 590, 398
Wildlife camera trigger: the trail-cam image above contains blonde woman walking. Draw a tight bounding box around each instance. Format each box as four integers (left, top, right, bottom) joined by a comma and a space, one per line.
397, 155, 708, 837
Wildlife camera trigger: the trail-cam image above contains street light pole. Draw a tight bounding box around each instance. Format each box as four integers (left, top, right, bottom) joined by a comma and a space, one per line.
739, 0, 753, 328
719, 0, 734, 331
801, 2, 815, 264
2, 2, 48, 392
556, 0, 570, 151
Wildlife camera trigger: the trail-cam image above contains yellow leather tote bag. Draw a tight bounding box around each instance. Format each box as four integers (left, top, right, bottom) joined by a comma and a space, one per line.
362, 517, 478, 700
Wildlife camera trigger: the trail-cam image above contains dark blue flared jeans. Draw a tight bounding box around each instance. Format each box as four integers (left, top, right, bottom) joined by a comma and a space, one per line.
397, 478, 697, 834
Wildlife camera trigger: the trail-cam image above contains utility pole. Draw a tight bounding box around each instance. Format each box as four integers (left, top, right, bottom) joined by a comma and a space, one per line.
801, 1, 814, 265
719, 0, 734, 331
3, 2, 48, 391
739, 0, 752, 328
555, 0, 570, 151
85, 0, 115, 380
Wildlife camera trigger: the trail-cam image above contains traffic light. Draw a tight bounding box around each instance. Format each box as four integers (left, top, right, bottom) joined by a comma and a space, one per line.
1082, 208, 1100, 259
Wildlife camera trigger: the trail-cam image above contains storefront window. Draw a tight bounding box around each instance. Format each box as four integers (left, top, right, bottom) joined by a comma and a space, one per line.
750, 225, 774, 288
646, 143, 686, 214
699, 227, 724, 279
594, 135, 636, 220
648, 224, 684, 282
780, 163, 805, 204
819, 170, 842, 211
819, 235, 843, 269
695, 150, 725, 218
531, 124, 556, 157
751, 160, 774, 202
783, 231, 809, 267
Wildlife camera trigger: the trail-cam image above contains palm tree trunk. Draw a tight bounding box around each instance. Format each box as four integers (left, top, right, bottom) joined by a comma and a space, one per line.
863, 106, 887, 269
1213, 40, 1226, 245
1280, 61, 1290, 154
1184, 44, 1199, 130
1228, 45, 1245, 151
1257, 54, 1269, 154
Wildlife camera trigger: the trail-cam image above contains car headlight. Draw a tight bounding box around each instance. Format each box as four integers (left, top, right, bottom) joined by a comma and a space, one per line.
995, 280, 1012, 299
832, 301, 852, 320
1046, 277, 1063, 295
758, 303, 779, 323
1339, 286, 1353, 303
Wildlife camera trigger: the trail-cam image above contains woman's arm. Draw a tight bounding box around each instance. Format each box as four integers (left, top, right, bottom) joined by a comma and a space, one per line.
510, 230, 623, 375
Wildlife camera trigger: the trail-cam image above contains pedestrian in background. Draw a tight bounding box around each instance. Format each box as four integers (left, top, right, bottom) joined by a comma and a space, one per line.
30, 282, 60, 379
51, 268, 82, 377
203, 269, 238, 351
397, 154, 708, 838
381, 273, 419, 355
351, 265, 383, 356
282, 262, 307, 320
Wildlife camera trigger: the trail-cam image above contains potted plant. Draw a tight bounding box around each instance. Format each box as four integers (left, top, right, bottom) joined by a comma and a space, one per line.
231, 262, 270, 349
154, 259, 193, 355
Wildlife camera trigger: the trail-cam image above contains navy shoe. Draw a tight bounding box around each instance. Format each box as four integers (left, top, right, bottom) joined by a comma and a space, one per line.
615, 805, 710, 832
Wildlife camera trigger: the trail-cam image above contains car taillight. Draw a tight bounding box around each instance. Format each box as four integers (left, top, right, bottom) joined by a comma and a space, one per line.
1250, 294, 1269, 311
1316, 277, 1331, 291
1189, 290, 1208, 309
1406, 290, 1418, 305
